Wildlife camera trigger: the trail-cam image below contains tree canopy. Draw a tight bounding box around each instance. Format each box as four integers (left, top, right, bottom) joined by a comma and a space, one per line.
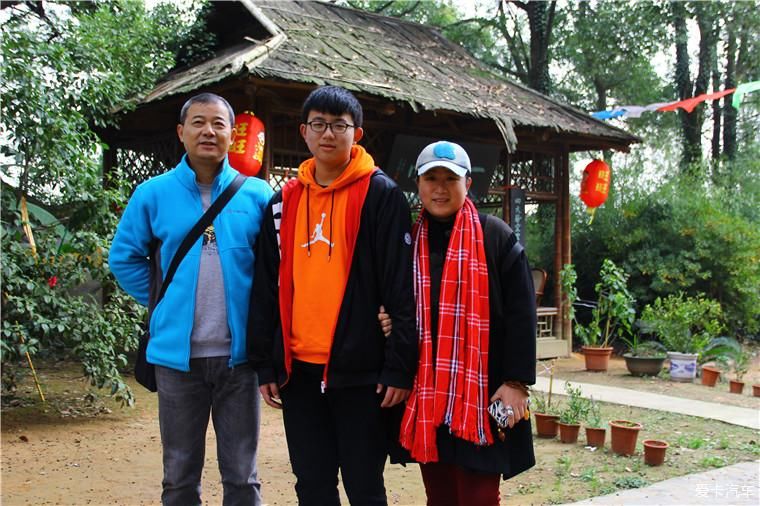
0, 0, 211, 405
345, 0, 760, 338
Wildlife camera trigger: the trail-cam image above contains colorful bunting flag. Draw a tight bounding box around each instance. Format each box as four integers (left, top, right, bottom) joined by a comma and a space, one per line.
732, 81, 760, 109
592, 110, 626, 120
591, 80, 757, 120
657, 89, 735, 113
610, 103, 672, 118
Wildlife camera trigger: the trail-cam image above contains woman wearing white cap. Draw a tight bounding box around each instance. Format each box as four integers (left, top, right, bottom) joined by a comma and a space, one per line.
391, 141, 537, 505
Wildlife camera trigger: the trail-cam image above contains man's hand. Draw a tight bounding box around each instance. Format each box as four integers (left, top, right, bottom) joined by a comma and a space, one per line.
376, 384, 410, 408
260, 382, 282, 409
377, 305, 392, 337
490, 383, 529, 428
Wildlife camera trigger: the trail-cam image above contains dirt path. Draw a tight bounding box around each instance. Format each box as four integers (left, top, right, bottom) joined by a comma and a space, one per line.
3, 355, 759, 505
1, 368, 426, 505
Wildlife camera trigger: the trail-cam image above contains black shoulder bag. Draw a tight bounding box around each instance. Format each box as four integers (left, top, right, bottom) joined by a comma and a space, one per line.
135, 174, 247, 392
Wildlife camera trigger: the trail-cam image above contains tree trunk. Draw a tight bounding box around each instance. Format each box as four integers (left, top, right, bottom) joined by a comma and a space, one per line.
710, 29, 721, 166
671, 2, 700, 171
525, 0, 555, 94
594, 78, 607, 112
723, 27, 737, 160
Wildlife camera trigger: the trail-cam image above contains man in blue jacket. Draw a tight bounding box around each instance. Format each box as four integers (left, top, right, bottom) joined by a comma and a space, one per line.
110, 92, 273, 506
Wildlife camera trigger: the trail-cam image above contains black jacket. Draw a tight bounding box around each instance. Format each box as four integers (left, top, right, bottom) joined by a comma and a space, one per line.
248, 171, 418, 390
389, 213, 537, 479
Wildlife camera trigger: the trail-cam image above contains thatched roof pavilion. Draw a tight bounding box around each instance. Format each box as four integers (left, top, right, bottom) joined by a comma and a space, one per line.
101, 0, 639, 358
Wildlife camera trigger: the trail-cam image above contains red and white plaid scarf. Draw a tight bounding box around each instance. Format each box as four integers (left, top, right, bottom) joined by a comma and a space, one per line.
399, 198, 492, 462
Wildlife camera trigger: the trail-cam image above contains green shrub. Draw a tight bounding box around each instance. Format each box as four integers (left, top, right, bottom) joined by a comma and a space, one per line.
559, 382, 590, 424
584, 397, 604, 428
571, 170, 760, 338
640, 293, 725, 357
561, 260, 636, 347
1, 193, 145, 406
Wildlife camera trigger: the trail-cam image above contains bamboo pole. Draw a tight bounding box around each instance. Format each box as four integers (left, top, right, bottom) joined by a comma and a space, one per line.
18, 196, 46, 403
547, 359, 555, 409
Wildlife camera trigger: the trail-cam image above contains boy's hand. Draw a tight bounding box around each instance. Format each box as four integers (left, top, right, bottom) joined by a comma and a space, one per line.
377, 384, 410, 408
377, 305, 392, 337
260, 383, 283, 409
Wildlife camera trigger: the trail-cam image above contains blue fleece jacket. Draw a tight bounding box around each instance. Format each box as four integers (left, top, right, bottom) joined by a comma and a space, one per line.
110, 155, 273, 371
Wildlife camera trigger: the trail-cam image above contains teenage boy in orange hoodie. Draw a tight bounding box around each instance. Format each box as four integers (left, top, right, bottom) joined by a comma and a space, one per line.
249, 85, 417, 505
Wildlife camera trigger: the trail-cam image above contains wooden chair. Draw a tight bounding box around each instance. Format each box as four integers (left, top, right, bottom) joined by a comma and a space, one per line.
531, 268, 548, 307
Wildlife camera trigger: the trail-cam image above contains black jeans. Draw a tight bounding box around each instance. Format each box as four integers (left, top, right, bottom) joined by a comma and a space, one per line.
280, 360, 388, 505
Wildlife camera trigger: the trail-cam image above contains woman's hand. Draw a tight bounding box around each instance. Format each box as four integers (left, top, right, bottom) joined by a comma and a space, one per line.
490, 383, 529, 429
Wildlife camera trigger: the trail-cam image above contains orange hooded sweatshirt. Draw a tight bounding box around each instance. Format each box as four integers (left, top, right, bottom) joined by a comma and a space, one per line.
290, 145, 376, 364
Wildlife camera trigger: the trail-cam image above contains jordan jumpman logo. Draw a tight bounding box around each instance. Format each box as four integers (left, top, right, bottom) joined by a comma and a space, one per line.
302, 213, 334, 248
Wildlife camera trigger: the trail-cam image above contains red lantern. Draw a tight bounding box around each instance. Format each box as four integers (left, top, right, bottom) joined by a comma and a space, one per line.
579, 159, 611, 222
228, 111, 265, 176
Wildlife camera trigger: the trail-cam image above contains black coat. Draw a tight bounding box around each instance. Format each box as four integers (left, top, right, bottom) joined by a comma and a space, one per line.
389, 213, 537, 479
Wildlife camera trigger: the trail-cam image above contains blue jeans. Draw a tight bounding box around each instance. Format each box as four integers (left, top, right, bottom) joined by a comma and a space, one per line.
156, 358, 261, 506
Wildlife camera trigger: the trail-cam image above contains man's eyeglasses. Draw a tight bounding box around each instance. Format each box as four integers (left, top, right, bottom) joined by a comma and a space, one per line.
306, 120, 355, 135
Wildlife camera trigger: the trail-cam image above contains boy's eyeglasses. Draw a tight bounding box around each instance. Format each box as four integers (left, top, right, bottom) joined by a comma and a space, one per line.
306, 121, 355, 135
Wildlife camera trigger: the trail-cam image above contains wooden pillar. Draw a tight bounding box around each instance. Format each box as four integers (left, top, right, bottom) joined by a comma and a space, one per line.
243, 80, 270, 182
561, 149, 572, 354
501, 153, 511, 222
261, 102, 272, 183
553, 154, 563, 352
501, 193, 510, 223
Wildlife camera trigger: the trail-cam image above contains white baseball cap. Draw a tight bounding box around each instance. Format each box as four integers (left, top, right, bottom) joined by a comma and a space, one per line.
415, 141, 471, 177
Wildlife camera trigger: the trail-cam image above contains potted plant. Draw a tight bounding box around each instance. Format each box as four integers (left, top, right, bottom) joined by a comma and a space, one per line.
643, 439, 669, 466
609, 419, 642, 456
700, 337, 742, 387
584, 397, 606, 448
699, 346, 732, 387
557, 382, 589, 444
620, 326, 667, 377
533, 361, 559, 438
561, 260, 636, 372
729, 348, 751, 394
533, 390, 560, 438
641, 293, 729, 382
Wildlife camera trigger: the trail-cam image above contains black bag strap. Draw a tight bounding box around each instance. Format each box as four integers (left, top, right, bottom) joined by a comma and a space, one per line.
155, 173, 247, 305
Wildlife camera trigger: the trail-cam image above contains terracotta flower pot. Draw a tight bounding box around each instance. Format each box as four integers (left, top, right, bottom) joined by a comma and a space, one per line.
582, 346, 614, 372
701, 366, 721, 387
643, 439, 668, 466
534, 413, 559, 438
558, 422, 580, 444
753, 385, 760, 397
585, 427, 606, 448
609, 419, 642, 456
729, 380, 745, 394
